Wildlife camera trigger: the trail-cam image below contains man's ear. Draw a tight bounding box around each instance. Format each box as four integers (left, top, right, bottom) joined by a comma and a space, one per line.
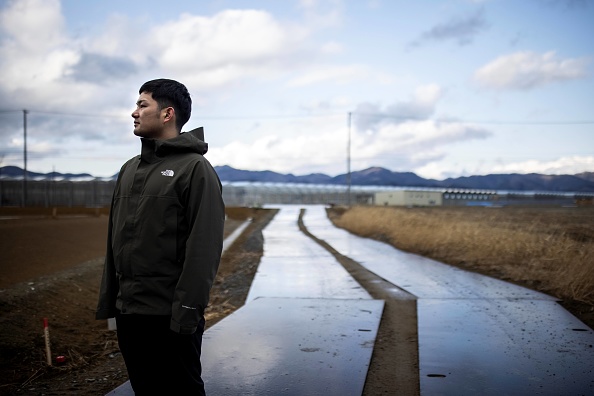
163, 107, 175, 124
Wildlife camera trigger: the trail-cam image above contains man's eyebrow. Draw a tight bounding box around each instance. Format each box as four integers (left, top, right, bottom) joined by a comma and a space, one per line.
136, 99, 147, 106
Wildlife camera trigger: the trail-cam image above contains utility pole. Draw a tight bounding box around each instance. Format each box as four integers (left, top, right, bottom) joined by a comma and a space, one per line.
0, 155, 3, 206
23, 109, 28, 207
347, 112, 352, 206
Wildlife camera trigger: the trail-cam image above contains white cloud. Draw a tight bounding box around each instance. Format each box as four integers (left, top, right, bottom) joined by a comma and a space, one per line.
298, 0, 344, 29
0, 0, 144, 117
415, 155, 594, 181
77, 9, 312, 86
0, 0, 79, 92
222, 84, 441, 175
352, 120, 492, 170
0, 0, 65, 51
474, 51, 589, 90
0, 4, 323, 147
328, 84, 495, 176
208, 116, 493, 178
0, 1, 359, 175
208, 134, 325, 174
409, 9, 488, 47
490, 155, 594, 175
0, 5, 324, 109
411, 84, 443, 109
354, 84, 443, 131
154, 11, 303, 75
68, 8, 339, 91
298, 96, 352, 112
207, 116, 348, 175
320, 41, 344, 54
414, 162, 457, 180
286, 65, 371, 87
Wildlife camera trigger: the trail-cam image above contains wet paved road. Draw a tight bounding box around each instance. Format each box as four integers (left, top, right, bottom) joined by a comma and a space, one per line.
108, 205, 594, 395
302, 205, 594, 395
201, 297, 383, 395
246, 205, 371, 301
108, 206, 384, 396
200, 205, 384, 395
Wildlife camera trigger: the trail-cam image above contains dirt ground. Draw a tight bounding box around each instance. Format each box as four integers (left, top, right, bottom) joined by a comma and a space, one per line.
0, 207, 274, 396
1, 206, 592, 395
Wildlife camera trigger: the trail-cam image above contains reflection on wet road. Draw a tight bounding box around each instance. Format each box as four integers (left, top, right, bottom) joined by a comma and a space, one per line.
202, 297, 383, 395
302, 205, 594, 395
246, 205, 372, 301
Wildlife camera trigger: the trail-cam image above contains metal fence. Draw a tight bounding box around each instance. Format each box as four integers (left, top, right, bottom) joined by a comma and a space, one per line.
221, 184, 372, 207
0, 179, 116, 207
0, 180, 366, 208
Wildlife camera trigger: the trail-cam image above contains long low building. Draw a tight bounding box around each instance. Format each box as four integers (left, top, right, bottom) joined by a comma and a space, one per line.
374, 188, 592, 207
375, 190, 444, 206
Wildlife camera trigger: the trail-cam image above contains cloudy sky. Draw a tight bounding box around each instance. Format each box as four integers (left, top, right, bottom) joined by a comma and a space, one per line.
0, 0, 592, 179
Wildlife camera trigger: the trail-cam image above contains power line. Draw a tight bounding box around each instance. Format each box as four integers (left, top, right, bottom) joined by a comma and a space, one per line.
0, 109, 126, 119
200, 112, 344, 120
1, 108, 593, 125
28, 110, 126, 119
0, 109, 343, 120
352, 112, 594, 125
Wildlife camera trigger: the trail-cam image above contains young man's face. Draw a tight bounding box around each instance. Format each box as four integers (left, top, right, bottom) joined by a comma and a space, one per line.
131, 92, 167, 139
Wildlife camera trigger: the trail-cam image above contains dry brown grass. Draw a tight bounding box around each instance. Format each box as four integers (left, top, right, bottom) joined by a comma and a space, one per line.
328, 205, 594, 305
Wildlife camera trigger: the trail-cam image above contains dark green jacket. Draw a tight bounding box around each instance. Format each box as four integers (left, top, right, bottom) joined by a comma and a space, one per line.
96, 128, 225, 334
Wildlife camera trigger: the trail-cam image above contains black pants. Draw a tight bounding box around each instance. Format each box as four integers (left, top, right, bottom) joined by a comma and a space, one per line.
116, 313, 206, 396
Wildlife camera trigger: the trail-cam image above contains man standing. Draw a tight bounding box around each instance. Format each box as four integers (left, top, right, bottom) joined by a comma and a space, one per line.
96, 79, 225, 395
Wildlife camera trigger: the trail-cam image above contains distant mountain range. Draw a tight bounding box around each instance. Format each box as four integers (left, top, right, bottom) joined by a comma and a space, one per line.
215, 166, 594, 192
1, 165, 593, 192
0, 166, 97, 180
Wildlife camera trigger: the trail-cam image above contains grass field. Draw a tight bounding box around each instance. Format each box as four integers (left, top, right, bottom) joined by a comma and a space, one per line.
328, 205, 594, 306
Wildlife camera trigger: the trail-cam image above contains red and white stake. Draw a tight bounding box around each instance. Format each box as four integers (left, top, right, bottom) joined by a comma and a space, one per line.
43, 318, 52, 366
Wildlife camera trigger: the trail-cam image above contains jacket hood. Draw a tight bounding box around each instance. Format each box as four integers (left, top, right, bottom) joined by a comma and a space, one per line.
141, 127, 208, 163
155, 127, 208, 155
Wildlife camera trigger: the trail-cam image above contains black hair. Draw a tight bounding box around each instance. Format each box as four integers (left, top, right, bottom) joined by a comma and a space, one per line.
139, 79, 191, 132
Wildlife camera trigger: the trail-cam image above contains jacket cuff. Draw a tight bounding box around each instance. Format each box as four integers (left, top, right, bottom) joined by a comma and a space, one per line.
96, 308, 116, 320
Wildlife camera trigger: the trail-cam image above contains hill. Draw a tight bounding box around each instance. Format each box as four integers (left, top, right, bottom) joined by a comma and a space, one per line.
1, 165, 593, 192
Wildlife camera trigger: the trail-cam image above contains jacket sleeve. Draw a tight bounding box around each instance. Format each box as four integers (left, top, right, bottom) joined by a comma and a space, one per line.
170, 158, 225, 334
95, 172, 122, 320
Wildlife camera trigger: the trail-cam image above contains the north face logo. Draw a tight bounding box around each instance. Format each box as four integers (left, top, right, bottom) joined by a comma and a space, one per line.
161, 170, 174, 177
